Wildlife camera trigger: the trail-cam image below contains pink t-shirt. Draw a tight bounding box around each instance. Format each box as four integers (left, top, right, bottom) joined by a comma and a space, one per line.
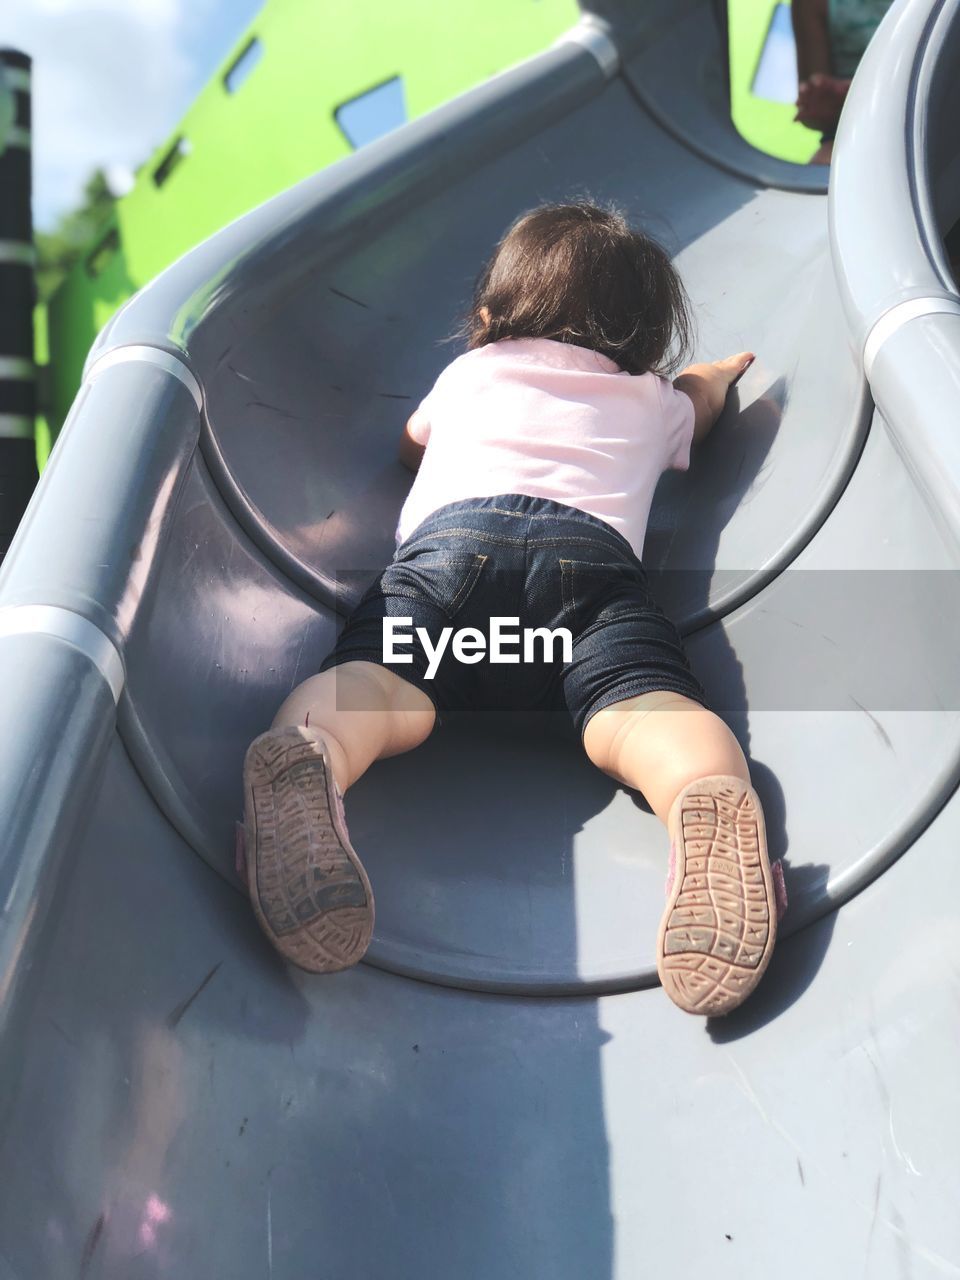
396, 337, 695, 560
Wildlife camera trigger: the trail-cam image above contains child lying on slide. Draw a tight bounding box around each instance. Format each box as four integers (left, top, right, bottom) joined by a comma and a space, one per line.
239, 201, 786, 1016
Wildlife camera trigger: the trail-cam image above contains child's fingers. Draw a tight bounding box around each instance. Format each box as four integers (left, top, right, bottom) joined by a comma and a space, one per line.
730, 355, 755, 387
714, 352, 755, 385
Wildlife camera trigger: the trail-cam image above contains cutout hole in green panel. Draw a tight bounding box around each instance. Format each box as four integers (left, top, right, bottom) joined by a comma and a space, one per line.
152, 136, 192, 188
224, 37, 264, 94
335, 76, 407, 150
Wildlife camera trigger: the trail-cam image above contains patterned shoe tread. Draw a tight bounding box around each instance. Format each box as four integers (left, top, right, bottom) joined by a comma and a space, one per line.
244, 728, 374, 974
658, 780, 776, 1017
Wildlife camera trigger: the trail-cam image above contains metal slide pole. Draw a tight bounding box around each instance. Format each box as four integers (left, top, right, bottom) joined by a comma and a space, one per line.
0, 49, 38, 559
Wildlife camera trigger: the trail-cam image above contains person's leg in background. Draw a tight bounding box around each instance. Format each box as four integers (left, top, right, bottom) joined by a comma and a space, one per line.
582, 691, 781, 1017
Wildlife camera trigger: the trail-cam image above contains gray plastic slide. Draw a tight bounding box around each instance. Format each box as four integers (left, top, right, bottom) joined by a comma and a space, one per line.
2, 0, 959, 1274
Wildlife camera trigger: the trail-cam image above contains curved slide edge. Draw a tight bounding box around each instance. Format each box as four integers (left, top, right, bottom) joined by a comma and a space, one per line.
0, 352, 200, 1061
831, 0, 960, 551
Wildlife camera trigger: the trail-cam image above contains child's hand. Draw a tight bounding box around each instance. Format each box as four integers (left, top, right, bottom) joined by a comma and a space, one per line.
714, 351, 755, 389
674, 352, 754, 444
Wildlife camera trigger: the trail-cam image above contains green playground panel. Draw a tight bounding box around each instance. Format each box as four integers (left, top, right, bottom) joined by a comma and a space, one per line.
39, 0, 816, 456
41, 0, 579, 445
33, 306, 50, 469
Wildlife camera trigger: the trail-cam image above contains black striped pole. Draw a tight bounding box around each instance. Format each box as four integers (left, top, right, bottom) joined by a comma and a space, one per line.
0, 49, 38, 559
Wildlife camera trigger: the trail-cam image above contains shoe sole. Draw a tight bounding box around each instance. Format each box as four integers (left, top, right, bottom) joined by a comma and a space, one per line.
657, 777, 776, 1016
243, 726, 374, 973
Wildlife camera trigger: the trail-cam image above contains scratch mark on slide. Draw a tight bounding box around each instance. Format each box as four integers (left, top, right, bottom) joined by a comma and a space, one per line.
848, 696, 894, 751
166, 962, 223, 1029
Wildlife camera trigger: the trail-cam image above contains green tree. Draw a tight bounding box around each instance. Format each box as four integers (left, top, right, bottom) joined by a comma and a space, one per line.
35, 168, 117, 301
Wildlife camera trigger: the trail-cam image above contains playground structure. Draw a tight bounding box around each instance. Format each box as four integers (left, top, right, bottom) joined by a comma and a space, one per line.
38, 0, 580, 444
35, 0, 817, 448
1, 0, 959, 1275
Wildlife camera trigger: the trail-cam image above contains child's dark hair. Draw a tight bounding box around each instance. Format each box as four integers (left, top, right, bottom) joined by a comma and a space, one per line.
457, 201, 693, 376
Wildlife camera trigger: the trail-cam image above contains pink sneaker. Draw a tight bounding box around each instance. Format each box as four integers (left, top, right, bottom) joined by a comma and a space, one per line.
665, 844, 787, 921
242, 726, 374, 973
658, 777, 781, 1016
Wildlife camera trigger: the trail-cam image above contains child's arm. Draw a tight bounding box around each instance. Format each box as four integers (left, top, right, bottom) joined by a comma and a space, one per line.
672, 352, 754, 446
399, 415, 426, 472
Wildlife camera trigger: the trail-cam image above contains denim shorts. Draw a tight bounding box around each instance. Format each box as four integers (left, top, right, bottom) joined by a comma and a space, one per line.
319, 494, 708, 737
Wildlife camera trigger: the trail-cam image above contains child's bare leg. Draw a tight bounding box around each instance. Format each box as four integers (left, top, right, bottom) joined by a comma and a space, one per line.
271, 661, 437, 792
243, 662, 435, 973
581, 691, 748, 839
582, 691, 778, 1016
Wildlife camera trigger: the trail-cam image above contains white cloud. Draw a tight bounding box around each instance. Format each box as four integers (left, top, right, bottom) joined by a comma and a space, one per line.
3, 0, 218, 228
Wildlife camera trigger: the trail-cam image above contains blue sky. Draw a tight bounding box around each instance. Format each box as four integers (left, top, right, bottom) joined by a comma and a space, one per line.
3, 0, 264, 229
